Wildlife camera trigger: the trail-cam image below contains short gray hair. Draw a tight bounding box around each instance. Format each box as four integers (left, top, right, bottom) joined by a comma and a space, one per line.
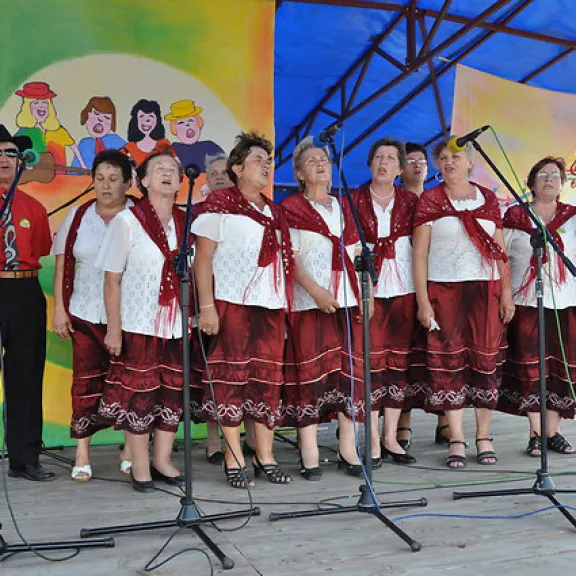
205, 152, 228, 173
292, 136, 331, 191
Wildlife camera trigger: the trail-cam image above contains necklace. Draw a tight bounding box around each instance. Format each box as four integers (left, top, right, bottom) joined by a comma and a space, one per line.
305, 194, 333, 209
370, 187, 394, 201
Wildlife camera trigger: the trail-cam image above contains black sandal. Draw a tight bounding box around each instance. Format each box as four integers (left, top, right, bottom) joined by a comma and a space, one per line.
526, 434, 542, 457
446, 440, 467, 469
435, 424, 450, 446
476, 437, 498, 465
396, 427, 413, 450
253, 456, 292, 484
547, 433, 576, 454
224, 463, 251, 489
206, 449, 225, 465
299, 453, 322, 481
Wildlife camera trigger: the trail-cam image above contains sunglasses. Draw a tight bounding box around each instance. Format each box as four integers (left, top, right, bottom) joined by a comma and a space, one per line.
0, 149, 19, 158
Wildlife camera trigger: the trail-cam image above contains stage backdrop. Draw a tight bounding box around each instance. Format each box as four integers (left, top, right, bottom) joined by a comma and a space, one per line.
0, 0, 275, 447
452, 64, 576, 205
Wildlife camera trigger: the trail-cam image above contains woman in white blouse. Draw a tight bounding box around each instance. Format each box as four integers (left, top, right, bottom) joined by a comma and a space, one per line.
499, 156, 576, 456
52, 149, 133, 482
411, 138, 514, 468
96, 152, 186, 493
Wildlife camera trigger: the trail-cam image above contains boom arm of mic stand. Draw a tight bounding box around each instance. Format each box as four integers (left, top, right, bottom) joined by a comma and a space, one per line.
471, 140, 576, 277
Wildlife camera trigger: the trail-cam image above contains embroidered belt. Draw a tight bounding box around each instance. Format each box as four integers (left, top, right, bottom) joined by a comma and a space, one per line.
0, 270, 39, 279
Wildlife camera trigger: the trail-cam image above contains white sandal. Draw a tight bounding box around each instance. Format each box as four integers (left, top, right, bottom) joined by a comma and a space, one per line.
71, 464, 92, 482
120, 460, 132, 475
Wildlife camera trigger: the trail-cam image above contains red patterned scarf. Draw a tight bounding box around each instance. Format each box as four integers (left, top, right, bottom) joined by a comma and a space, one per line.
281, 192, 360, 303
504, 202, 576, 294
413, 183, 508, 265
194, 186, 295, 309
353, 185, 417, 278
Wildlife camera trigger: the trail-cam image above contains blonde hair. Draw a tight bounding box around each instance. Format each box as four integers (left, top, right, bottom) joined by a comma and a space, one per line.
169, 114, 205, 136
16, 98, 61, 131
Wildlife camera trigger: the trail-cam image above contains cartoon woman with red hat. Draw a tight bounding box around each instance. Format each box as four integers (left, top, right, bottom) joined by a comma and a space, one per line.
15, 81, 86, 169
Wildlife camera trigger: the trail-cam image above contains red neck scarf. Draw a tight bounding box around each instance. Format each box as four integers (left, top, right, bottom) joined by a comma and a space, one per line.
353, 185, 417, 277
413, 183, 508, 265
281, 193, 360, 303
504, 202, 576, 294
194, 186, 295, 309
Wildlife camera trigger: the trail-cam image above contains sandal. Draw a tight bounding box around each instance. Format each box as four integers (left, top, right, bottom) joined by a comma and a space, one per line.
526, 434, 542, 457
547, 433, 576, 454
396, 427, 413, 450
435, 424, 450, 446
224, 463, 252, 489
252, 456, 292, 484
206, 449, 225, 465
446, 440, 467, 469
120, 459, 132, 475
476, 437, 498, 465
71, 464, 92, 482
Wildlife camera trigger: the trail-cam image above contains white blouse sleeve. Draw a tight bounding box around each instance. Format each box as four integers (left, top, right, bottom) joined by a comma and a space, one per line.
51, 207, 78, 255
289, 228, 302, 253
94, 212, 132, 273
191, 213, 224, 242
503, 227, 516, 253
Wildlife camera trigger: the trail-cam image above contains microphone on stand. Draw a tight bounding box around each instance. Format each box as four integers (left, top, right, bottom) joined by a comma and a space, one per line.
312, 122, 343, 147
184, 163, 201, 181
447, 125, 490, 153
19, 148, 40, 166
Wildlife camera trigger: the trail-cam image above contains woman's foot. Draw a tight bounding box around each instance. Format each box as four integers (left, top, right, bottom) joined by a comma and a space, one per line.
71, 464, 92, 482
380, 440, 417, 464
396, 427, 413, 450
547, 433, 576, 454
526, 434, 542, 457
446, 440, 467, 468
151, 460, 181, 479
119, 447, 132, 475
475, 438, 498, 465
435, 424, 450, 445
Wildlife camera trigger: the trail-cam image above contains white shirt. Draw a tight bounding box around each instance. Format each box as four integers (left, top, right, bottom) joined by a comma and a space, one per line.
290, 197, 359, 311
95, 208, 182, 339
504, 214, 576, 309
425, 190, 500, 282
191, 206, 286, 309
368, 199, 415, 299
52, 200, 134, 324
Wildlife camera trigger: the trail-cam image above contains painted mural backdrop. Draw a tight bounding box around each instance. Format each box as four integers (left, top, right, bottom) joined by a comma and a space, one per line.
0, 0, 275, 446
452, 64, 576, 206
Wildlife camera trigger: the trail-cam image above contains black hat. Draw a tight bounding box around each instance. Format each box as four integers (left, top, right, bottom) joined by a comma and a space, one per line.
0, 124, 33, 152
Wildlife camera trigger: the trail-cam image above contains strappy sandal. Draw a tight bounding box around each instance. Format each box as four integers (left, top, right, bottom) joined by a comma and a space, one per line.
547, 433, 576, 454
71, 464, 92, 482
252, 456, 292, 484
446, 440, 467, 469
396, 427, 413, 450
526, 434, 542, 457
224, 463, 252, 489
476, 437, 498, 465
435, 424, 450, 446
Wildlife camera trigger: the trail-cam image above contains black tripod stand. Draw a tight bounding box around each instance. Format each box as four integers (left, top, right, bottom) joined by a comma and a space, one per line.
452, 137, 576, 529
269, 135, 426, 552
80, 165, 259, 569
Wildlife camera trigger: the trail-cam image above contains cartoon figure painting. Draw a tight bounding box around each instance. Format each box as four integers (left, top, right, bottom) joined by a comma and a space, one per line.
165, 99, 224, 172
72, 96, 126, 168
122, 99, 175, 167
15, 81, 86, 168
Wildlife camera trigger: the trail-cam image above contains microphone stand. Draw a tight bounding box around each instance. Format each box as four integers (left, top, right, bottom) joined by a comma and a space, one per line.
80, 171, 259, 570
1, 159, 114, 560
452, 139, 576, 529
269, 137, 426, 552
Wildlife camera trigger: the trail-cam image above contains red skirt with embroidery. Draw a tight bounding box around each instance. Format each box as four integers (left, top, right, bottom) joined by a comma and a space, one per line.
70, 317, 110, 439
98, 332, 183, 434
498, 305, 576, 419
406, 280, 506, 412
370, 293, 418, 411
283, 309, 340, 427
201, 301, 285, 430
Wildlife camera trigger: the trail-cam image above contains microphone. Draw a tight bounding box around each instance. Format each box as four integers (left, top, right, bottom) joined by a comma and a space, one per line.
184, 163, 200, 180
312, 123, 343, 147
447, 125, 490, 153
19, 148, 40, 166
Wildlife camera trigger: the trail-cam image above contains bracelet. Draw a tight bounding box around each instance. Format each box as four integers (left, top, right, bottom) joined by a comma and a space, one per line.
200, 303, 215, 310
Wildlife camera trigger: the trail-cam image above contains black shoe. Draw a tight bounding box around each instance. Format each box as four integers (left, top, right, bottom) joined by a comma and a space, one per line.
8, 464, 55, 482
381, 443, 417, 465
130, 470, 156, 493
396, 426, 413, 450
337, 453, 363, 477
205, 449, 225, 465
151, 466, 185, 485
371, 456, 383, 470
299, 453, 322, 481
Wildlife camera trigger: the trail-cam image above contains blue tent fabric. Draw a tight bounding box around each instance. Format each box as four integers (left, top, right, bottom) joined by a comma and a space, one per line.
274, 0, 576, 193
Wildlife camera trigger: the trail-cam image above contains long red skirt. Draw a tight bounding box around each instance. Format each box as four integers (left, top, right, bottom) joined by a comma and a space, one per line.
98, 333, 183, 434
70, 317, 110, 439
370, 294, 417, 411
201, 301, 285, 430
498, 305, 576, 419
283, 309, 340, 427
407, 280, 506, 412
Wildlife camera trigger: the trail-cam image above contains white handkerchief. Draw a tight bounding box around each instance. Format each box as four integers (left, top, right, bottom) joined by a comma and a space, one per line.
429, 318, 441, 332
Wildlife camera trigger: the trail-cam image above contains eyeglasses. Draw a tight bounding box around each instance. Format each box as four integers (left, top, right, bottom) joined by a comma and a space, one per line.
536, 171, 561, 179
406, 159, 427, 166
0, 149, 19, 158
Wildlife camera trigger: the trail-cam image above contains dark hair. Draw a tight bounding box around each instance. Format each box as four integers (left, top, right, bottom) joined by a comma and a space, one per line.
405, 142, 428, 163
367, 137, 407, 169
526, 156, 566, 193
135, 152, 183, 195
92, 149, 132, 183
226, 131, 273, 184
127, 99, 165, 142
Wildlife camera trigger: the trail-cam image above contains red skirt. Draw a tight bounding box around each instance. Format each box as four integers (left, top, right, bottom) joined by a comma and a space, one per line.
370, 294, 417, 411
498, 305, 576, 419
283, 309, 340, 427
70, 317, 110, 439
98, 332, 183, 434
407, 280, 506, 412
201, 301, 285, 430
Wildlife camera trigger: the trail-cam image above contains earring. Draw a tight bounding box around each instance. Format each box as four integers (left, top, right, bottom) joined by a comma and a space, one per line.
435, 171, 444, 183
